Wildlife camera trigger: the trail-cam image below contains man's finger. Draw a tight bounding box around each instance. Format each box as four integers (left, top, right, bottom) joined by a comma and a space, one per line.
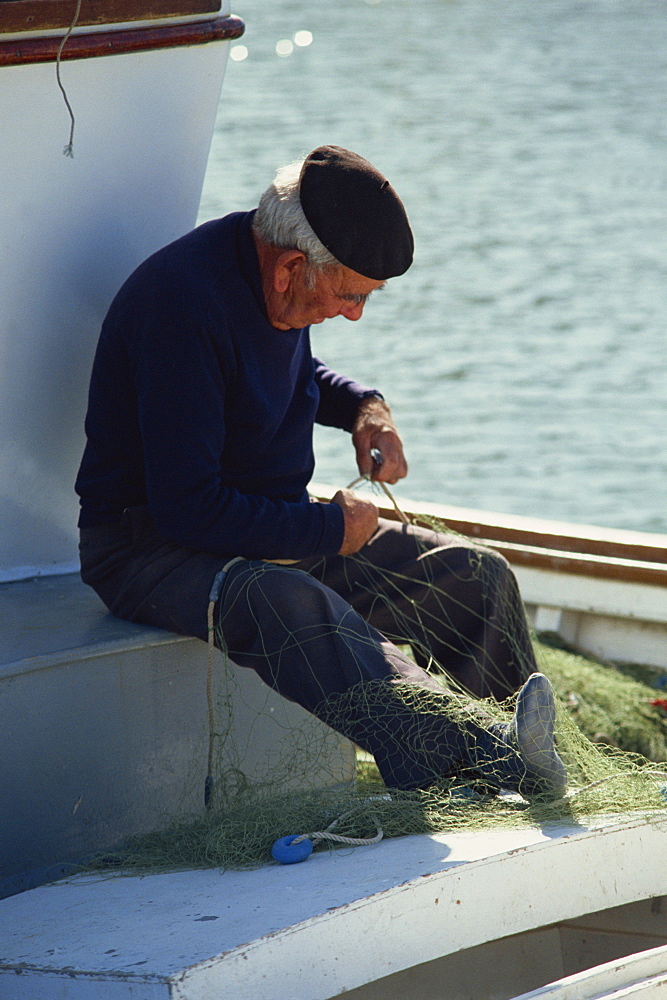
373, 448, 408, 483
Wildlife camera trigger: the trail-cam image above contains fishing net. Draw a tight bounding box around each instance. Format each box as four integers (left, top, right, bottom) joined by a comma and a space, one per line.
91, 496, 667, 875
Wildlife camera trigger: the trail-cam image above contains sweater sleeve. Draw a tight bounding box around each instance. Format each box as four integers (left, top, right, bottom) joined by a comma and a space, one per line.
313, 357, 382, 432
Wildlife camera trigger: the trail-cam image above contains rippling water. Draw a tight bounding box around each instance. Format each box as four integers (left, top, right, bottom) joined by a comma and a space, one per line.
200, 0, 667, 533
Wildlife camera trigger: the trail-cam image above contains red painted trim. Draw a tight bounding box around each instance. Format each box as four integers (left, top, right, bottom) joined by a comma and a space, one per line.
0, 12, 244, 66
414, 514, 667, 566
481, 540, 667, 588
1, 0, 221, 34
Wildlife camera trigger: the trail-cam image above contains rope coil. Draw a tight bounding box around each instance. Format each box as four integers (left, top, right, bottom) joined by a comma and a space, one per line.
272, 810, 384, 864
293, 810, 384, 848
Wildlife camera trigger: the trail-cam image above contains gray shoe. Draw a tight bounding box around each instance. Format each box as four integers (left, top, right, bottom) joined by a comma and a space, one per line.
510, 673, 567, 800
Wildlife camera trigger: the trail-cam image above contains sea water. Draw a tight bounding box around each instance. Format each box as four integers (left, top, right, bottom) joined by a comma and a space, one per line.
199, 0, 667, 533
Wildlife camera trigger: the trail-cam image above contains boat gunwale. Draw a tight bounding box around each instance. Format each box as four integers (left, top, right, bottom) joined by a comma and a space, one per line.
0, 11, 244, 65
312, 487, 667, 588
395, 507, 667, 587
0, 0, 221, 33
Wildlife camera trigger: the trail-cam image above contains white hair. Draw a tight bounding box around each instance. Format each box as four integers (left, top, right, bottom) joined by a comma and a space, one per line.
253, 159, 340, 282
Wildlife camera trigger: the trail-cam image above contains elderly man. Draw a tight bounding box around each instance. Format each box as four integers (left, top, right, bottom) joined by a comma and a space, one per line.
76, 146, 566, 799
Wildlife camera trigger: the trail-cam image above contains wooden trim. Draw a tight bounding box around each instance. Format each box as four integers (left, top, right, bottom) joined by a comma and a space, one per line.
1, 0, 220, 33
477, 540, 667, 588
313, 484, 667, 588
416, 516, 667, 566
372, 503, 667, 587
312, 483, 667, 586
0, 12, 244, 65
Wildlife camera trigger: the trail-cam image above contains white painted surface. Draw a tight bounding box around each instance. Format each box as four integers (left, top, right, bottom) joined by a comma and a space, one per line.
0, 36, 231, 580
516, 567, 667, 626
1, 815, 666, 999
0, 574, 354, 891
513, 943, 667, 999
518, 569, 667, 668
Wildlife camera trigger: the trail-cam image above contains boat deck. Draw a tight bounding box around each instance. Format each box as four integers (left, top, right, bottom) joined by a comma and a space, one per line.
1, 813, 666, 1000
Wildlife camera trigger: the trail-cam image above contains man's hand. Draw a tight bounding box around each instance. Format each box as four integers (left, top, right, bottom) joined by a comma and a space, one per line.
352, 397, 408, 483
331, 488, 379, 556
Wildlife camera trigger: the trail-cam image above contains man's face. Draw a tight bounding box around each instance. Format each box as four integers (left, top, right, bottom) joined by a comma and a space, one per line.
277, 262, 385, 329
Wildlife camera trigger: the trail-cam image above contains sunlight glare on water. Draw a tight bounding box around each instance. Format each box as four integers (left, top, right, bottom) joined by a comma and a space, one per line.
201, 0, 667, 533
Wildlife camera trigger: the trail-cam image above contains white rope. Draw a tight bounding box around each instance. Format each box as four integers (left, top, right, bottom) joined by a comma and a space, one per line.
55, 0, 83, 157
292, 810, 383, 848
204, 557, 247, 807
377, 480, 411, 524
206, 598, 217, 781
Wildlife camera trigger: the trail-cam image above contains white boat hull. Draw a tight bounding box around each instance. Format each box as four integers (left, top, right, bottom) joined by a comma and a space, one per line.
0, 18, 234, 581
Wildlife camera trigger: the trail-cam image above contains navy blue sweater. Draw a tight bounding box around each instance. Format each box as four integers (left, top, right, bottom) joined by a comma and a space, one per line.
75, 212, 379, 561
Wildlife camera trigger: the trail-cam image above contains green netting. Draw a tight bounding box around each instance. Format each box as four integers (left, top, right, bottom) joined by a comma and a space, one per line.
89, 504, 667, 875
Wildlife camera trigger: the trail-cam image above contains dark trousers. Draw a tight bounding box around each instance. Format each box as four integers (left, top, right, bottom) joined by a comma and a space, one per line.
79, 507, 537, 791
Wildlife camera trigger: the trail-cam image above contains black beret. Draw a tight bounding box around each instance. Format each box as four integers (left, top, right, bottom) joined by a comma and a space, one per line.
298, 145, 414, 280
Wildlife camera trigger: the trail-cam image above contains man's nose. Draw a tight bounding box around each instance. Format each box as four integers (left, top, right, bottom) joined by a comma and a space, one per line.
339, 301, 365, 321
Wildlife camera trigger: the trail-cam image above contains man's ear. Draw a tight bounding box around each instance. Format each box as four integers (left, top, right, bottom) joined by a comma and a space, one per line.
273, 250, 307, 293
